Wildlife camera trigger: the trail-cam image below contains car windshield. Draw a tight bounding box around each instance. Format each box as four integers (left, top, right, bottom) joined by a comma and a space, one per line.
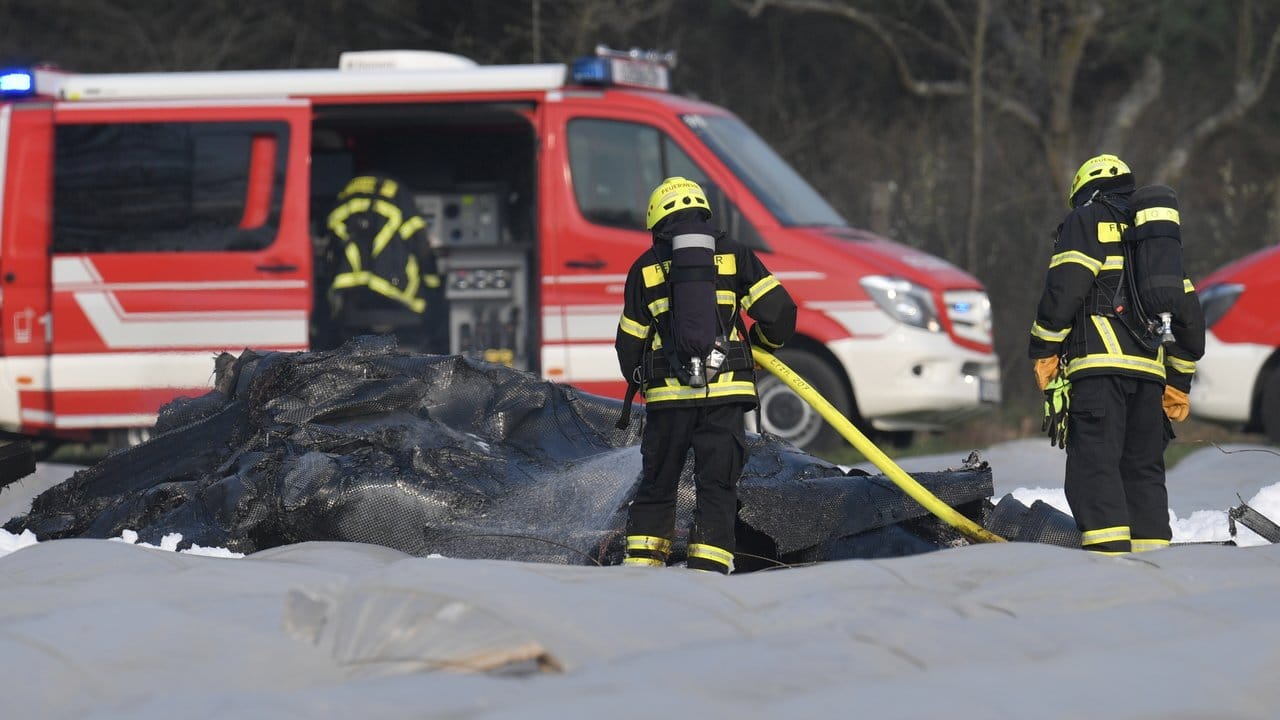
683, 113, 847, 228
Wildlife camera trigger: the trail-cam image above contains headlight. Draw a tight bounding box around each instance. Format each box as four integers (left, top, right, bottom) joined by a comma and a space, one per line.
1199, 282, 1244, 329
860, 275, 941, 332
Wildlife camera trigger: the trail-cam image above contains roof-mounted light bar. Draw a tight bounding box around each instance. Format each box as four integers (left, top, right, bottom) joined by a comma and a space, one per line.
570, 44, 675, 92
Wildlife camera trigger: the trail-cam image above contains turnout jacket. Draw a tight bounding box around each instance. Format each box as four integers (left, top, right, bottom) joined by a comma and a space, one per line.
1028, 196, 1205, 393
616, 232, 796, 408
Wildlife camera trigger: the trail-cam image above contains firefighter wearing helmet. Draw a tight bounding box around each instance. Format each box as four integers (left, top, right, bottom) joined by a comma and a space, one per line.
1029, 154, 1203, 554
614, 177, 796, 573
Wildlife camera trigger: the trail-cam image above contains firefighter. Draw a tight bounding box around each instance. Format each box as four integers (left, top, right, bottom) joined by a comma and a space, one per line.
1029, 154, 1205, 554
615, 177, 797, 574
322, 173, 447, 353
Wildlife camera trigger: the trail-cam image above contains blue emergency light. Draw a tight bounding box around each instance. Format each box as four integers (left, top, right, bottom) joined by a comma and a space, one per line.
570, 46, 673, 91
0, 69, 35, 97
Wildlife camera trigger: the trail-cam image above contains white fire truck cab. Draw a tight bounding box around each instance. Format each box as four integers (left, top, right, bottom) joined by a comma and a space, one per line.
0, 48, 1000, 452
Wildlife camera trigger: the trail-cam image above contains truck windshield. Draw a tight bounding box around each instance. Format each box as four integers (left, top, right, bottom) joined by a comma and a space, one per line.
683, 114, 847, 228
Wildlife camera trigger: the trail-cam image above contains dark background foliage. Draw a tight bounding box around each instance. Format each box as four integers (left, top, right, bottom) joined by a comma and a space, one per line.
3, 0, 1277, 431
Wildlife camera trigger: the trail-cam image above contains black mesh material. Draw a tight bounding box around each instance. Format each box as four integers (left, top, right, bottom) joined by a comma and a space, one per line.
5, 337, 1076, 567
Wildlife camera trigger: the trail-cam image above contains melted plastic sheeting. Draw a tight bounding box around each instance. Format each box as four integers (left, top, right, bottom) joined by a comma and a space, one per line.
7, 336, 1009, 567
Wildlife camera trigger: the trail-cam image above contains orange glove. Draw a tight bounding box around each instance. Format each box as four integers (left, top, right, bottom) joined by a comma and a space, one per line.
1033, 356, 1061, 392
1163, 385, 1189, 422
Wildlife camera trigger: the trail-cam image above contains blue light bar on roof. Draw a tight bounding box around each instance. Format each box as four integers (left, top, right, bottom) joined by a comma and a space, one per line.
0, 69, 35, 97
570, 55, 670, 92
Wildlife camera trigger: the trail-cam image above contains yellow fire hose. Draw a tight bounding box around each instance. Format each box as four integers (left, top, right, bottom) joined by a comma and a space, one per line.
753, 347, 1006, 544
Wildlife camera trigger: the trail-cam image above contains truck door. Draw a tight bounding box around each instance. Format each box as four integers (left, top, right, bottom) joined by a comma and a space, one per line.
47, 99, 312, 436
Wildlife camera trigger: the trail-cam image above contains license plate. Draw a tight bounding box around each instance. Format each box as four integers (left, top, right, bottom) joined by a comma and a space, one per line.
979, 378, 1001, 403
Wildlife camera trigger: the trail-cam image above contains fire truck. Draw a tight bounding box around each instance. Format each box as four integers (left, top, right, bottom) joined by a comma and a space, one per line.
0, 47, 1000, 453
1190, 244, 1280, 443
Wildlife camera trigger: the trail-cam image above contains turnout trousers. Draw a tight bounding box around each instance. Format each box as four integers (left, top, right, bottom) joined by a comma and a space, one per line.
1064, 375, 1173, 553
626, 402, 747, 572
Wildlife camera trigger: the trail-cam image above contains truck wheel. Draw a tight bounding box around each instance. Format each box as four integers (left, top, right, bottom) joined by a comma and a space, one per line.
755, 349, 852, 454
1262, 367, 1280, 445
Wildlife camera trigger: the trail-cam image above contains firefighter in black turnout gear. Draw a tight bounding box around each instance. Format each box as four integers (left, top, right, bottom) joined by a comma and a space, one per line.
616, 177, 796, 574
323, 174, 447, 353
1028, 155, 1205, 554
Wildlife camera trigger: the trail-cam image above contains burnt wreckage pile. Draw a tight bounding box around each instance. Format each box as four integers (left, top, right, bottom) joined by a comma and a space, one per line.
8, 336, 1084, 567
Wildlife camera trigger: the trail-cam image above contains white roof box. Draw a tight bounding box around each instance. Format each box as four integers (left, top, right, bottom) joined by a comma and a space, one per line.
338, 50, 477, 71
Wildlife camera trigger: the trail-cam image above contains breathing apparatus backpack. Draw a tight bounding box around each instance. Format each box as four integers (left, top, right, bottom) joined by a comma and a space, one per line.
658, 228, 727, 388
1096, 184, 1185, 352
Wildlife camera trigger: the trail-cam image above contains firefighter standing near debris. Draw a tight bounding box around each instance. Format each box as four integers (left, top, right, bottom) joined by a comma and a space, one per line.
1029, 154, 1204, 554
322, 173, 448, 353
615, 177, 796, 574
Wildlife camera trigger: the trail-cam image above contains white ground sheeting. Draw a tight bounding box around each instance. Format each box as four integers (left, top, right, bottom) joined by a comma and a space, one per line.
1, 439, 1278, 719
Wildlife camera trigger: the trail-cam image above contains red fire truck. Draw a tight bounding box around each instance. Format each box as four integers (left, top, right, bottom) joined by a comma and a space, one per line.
1190, 244, 1280, 442
0, 47, 999, 452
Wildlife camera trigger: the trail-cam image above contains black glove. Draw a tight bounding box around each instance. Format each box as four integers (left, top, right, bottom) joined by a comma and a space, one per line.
1041, 376, 1070, 449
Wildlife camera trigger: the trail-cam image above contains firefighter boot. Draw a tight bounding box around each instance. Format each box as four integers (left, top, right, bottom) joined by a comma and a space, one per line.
686, 542, 734, 574
622, 535, 672, 568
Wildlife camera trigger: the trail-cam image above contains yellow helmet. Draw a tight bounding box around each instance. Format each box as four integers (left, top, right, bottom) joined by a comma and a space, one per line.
1068, 154, 1132, 208
646, 176, 711, 230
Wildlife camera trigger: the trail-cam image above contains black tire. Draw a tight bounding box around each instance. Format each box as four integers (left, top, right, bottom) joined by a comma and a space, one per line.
754, 348, 853, 454
1262, 366, 1280, 445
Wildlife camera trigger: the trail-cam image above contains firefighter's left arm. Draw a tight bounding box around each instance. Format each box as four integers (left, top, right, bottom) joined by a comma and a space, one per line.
615, 259, 652, 380
1165, 277, 1206, 393
1029, 212, 1099, 359
739, 248, 797, 350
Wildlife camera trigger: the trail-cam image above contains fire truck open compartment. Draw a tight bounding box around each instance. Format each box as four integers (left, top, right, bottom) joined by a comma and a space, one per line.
309, 102, 540, 371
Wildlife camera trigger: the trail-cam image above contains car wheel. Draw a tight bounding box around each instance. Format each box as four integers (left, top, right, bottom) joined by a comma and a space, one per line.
754, 349, 853, 454
1262, 366, 1280, 445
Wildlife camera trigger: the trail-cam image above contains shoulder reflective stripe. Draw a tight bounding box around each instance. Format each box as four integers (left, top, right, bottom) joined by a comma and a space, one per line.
714, 253, 737, 275
672, 233, 715, 251
626, 535, 673, 553
1184, 278, 1195, 293
339, 176, 378, 198
327, 197, 373, 238
1167, 356, 1196, 374
642, 262, 669, 288
1067, 353, 1166, 379
1049, 250, 1102, 274
1101, 255, 1124, 271
1131, 538, 1170, 552
1136, 207, 1179, 225
1092, 316, 1123, 355
379, 177, 399, 198
1082, 525, 1130, 546
1097, 222, 1127, 243
744, 275, 780, 307
399, 214, 426, 239
687, 542, 734, 568
618, 314, 648, 339
370, 199, 403, 258
1031, 321, 1070, 342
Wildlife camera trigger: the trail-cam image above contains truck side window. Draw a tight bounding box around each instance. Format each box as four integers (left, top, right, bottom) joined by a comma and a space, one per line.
54, 121, 289, 253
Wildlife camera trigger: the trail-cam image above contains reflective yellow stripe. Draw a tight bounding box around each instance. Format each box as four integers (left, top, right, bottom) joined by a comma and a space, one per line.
339, 176, 378, 198
688, 542, 734, 570
754, 327, 784, 349
327, 197, 372, 239
378, 177, 399, 198
743, 275, 780, 309
1183, 278, 1195, 293
626, 535, 672, 554
1096, 221, 1127, 243
343, 241, 363, 274
622, 557, 665, 567
1136, 207, 1179, 225
619, 314, 649, 340
717, 289, 738, 306
647, 297, 671, 317
1031, 321, 1070, 342
1131, 538, 1170, 552
369, 199, 402, 258
714, 253, 737, 275
1082, 525, 1130, 547
424, 273, 442, 289
1100, 256, 1123, 272
1067, 353, 1166, 380
1093, 316, 1122, 355
1167, 356, 1196, 374
330, 271, 426, 313
399, 214, 426, 239
644, 379, 757, 403
1049, 250, 1102, 274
